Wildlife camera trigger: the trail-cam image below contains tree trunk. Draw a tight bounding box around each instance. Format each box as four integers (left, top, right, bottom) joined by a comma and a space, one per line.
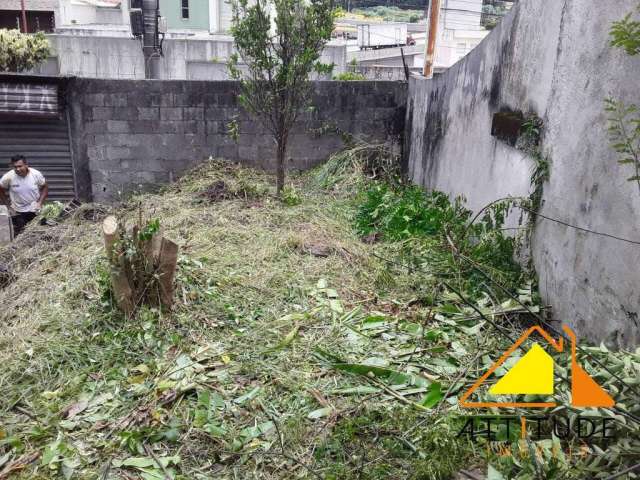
102, 216, 135, 316
276, 136, 287, 195
157, 237, 179, 310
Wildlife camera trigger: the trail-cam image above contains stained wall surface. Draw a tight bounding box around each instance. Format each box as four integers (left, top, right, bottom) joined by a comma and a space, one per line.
405, 0, 640, 346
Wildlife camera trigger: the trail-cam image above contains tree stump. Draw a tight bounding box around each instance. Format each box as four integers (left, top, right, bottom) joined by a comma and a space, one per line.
102, 216, 135, 315
102, 215, 178, 315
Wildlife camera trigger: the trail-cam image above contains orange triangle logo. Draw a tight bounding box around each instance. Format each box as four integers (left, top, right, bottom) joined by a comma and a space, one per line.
564, 326, 615, 408
459, 325, 615, 409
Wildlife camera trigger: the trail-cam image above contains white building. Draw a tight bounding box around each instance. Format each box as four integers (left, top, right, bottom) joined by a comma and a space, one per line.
54, 0, 234, 34
436, 0, 489, 67
55, 0, 125, 27
411, 0, 493, 72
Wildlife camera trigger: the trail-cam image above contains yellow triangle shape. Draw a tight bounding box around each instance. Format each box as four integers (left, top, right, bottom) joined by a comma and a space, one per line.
489, 343, 554, 395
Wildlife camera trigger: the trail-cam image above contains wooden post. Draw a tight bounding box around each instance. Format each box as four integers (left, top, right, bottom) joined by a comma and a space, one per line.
103, 216, 119, 262
157, 237, 178, 310
20, 0, 28, 33
102, 216, 135, 315
423, 0, 442, 78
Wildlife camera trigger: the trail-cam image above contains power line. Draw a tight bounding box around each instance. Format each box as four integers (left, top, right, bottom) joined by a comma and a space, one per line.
523, 206, 640, 246
466, 197, 640, 247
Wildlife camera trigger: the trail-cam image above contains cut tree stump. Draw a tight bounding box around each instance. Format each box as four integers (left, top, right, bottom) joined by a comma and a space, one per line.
102, 215, 135, 315
158, 237, 178, 310
102, 215, 179, 315
102, 216, 118, 261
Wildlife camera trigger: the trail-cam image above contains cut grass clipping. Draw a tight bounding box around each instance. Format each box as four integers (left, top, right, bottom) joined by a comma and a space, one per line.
0, 155, 637, 480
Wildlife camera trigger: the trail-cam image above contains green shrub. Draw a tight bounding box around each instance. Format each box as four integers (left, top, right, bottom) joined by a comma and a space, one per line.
610, 10, 640, 55
351, 6, 423, 23
0, 29, 51, 72
607, 7, 640, 193
281, 184, 302, 206
355, 182, 523, 294
334, 71, 367, 81
355, 183, 468, 240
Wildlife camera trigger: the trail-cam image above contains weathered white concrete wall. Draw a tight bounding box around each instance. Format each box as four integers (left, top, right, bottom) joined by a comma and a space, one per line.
406, 0, 640, 347
48, 34, 145, 78
95, 7, 121, 24
47, 34, 347, 80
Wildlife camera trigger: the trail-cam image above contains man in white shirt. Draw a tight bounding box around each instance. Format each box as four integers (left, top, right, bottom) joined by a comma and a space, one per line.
0, 155, 48, 236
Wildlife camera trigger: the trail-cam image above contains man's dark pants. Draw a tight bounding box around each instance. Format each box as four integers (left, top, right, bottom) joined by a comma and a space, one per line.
11, 211, 36, 236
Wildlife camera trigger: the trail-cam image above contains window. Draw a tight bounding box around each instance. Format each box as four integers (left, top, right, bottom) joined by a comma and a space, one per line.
181, 0, 189, 19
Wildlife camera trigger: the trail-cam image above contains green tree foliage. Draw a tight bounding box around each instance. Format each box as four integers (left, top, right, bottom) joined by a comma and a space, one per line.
0, 29, 51, 72
607, 6, 640, 193
605, 99, 640, 193
228, 0, 336, 194
351, 6, 423, 23
610, 10, 640, 55
333, 71, 366, 81
354, 183, 523, 294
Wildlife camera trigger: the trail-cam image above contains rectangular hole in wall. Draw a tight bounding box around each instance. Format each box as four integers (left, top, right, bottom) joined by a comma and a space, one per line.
491, 110, 524, 147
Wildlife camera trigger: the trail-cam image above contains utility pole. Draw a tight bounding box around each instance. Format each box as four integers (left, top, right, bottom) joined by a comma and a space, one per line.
20, 0, 28, 33
423, 0, 441, 78
142, 0, 161, 79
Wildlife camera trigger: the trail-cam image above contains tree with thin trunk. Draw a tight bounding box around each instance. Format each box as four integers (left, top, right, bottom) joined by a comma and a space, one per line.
229, 0, 336, 194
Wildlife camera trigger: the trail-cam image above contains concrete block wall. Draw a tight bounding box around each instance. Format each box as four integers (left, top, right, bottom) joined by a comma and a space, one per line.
67, 78, 407, 202
0, 206, 11, 246
405, 0, 640, 347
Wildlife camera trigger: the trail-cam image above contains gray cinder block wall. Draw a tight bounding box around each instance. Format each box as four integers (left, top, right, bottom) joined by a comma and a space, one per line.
0, 206, 11, 246
405, 0, 640, 347
67, 78, 407, 202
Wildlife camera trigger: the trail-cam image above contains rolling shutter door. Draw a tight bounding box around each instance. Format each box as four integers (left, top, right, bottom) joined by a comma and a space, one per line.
0, 117, 76, 202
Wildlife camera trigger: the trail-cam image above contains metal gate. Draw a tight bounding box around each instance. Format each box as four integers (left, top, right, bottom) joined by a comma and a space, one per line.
0, 116, 76, 202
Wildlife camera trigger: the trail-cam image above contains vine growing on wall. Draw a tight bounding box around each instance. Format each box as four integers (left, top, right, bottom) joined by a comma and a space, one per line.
606, 5, 640, 194
517, 115, 549, 217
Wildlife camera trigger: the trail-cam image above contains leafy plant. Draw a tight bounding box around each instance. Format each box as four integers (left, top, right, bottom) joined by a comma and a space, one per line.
281, 184, 302, 206
355, 182, 523, 294
333, 71, 367, 81
487, 438, 583, 480
607, 6, 640, 194
0, 29, 51, 72
228, 0, 336, 194
605, 98, 640, 193
351, 6, 423, 23
226, 118, 240, 142
315, 408, 475, 480
39, 201, 64, 220
355, 183, 469, 240
610, 8, 640, 55
137, 218, 160, 242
